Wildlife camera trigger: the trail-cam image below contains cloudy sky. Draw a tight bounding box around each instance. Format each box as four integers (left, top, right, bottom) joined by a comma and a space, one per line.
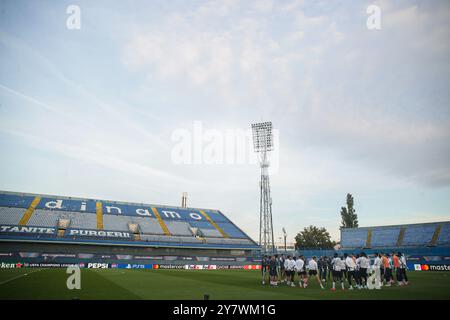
0, 0, 449, 242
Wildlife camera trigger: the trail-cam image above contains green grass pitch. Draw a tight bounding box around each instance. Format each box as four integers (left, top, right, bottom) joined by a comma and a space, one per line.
0, 268, 449, 300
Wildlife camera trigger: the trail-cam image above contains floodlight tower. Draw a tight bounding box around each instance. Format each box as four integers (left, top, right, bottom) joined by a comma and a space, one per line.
282, 227, 287, 252
251, 122, 275, 254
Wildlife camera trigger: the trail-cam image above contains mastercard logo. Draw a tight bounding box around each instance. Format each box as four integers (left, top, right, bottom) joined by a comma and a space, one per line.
421, 264, 429, 271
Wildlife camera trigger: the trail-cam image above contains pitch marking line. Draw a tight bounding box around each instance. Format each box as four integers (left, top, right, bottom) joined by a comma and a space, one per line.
0, 269, 44, 286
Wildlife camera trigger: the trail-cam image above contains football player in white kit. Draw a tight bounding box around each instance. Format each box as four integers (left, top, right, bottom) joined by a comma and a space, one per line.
331, 253, 345, 291
357, 252, 370, 289
308, 256, 325, 289
284, 255, 292, 286
373, 253, 382, 290
295, 255, 307, 288
344, 253, 357, 290
286, 256, 296, 287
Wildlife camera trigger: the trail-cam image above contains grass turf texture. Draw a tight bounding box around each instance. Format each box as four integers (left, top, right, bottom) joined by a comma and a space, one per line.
0, 268, 449, 300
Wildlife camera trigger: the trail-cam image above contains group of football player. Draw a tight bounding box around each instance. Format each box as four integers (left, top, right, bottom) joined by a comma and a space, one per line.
261, 252, 409, 291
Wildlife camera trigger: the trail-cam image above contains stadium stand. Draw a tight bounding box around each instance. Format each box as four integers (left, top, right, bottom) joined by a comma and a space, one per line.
26, 210, 99, 229
402, 224, 436, 247
339, 228, 367, 248
371, 227, 401, 247
0, 190, 259, 266
294, 222, 450, 269
341, 221, 450, 249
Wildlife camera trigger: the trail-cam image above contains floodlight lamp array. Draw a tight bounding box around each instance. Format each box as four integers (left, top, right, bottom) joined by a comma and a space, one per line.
251, 122, 274, 153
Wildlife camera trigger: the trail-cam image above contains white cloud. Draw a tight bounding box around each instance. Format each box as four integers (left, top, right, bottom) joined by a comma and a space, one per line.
119, 0, 450, 189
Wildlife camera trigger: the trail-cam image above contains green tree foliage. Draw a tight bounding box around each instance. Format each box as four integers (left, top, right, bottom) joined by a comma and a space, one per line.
295, 225, 336, 249
340, 193, 359, 228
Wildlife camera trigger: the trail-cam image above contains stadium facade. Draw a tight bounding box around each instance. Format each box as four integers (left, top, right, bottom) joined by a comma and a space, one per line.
0, 191, 261, 268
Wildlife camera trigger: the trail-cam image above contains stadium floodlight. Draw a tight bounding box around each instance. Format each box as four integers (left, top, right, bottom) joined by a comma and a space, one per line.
251, 122, 274, 153
252, 121, 275, 254
282, 228, 287, 252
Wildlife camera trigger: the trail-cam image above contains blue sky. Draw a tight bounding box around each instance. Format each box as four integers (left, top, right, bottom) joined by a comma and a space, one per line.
0, 0, 449, 241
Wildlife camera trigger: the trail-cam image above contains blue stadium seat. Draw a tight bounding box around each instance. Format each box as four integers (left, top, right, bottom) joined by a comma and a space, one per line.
165, 220, 193, 236
0, 207, 26, 225
27, 209, 60, 227
371, 227, 401, 247
341, 228, 367, 249
402, 224, 436, 246
103, 214, 130, 231
215, 222, 247, 238
130, 216, 163, 234
200, 228, 222, 237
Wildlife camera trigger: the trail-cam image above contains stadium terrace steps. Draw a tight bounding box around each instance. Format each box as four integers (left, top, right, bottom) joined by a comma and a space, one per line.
151, 207, 171, 236
199, 209, 228, 238
0, 191, 258, 249
365, 229, 372, 248
96, 202, 103, 230
430, 224, 442, 246
18, 196, 41, 225
396, 227, 406, 246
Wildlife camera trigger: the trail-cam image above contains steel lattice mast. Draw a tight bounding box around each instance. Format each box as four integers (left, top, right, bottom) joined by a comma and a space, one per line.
252, 122, 275, 254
